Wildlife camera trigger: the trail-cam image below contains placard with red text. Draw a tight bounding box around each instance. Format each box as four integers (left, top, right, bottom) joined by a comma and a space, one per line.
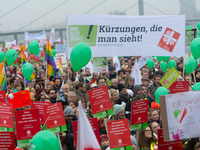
7, 90, 31, 109
88, 85, 113, 119
130, 100, 148, 131
0, 131, 15, 150
31, 101, 51, 124
43, 102, 67, 133
15, 109, 41, 148
107, 119, 132, 149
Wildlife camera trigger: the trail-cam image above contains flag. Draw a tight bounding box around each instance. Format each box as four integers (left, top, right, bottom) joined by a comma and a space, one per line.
50, 28, 55, 45
78, 100, 101, 150
55, 37, 61, 43
113, 56, 121, 71
131, 59, 142, 85
138, 56, 151, 69
0, 61, 7, 88
26, 72, 36, 83
58, 55, 63, 74
21, 48, 28, 64
46, 38, 57, 77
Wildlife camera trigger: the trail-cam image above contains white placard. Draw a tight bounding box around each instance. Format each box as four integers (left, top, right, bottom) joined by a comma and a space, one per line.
66, 14, 185, 58
165, 91, 200, 141
25, 31, 47, 41
54, 53, 67, 68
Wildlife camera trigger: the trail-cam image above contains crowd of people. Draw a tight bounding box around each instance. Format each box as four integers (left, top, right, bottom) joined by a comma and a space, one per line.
4, 53, 200, 150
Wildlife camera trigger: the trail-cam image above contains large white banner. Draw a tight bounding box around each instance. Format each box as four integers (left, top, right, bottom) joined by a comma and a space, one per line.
25, 31, 47, 41
164, 91, 200, 141
66, 14, 185, 58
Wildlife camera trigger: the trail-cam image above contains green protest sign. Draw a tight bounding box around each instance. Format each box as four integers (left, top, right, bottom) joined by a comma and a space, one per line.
185, 28, 197, 53
160, 67, 180, 89
93, 57, 108, 73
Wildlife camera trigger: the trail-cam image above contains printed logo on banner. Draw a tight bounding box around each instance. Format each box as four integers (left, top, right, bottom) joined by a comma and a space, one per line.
158, 27, 180, 53
68, 25, 98, 47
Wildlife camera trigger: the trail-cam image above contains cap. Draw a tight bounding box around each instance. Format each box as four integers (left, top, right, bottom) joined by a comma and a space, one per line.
64, 106, 74, 116
91, 83, 97, 88
118, 84, 126, 93
151, 102, 160, 110
113, 104, 124, 116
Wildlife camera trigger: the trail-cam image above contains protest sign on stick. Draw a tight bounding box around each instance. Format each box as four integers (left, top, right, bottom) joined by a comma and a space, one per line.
31, 101, 51, 125
93, 57, 108, 72
160, 67, 180, 89
43, 102, 67, 133
88, 85, 114, 119
130, 100, 148, 131
15, 109, 41, 148
7, 90, 31, 109
170, 81, 189, 94
160, 91, 200, 141
107, 119, 132, 149
0, 102, 13, 131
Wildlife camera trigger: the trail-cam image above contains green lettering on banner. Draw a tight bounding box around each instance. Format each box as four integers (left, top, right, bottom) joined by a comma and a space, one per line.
17, 138, 32, 148
159, 67, 180, 89
130, 122, 148, 131
93, 109, 114, 119
0, 127, 13, 131
68, 25, 98, 47
111, 145, 132, 150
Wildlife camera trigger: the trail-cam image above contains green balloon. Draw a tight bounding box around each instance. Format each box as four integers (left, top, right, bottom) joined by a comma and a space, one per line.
197, 22, 200, 31
52, 49, 56, 57
156, 56, 170, 62
70, 43, 92, 72
152, 56, 155, 58
155, 87, 169, 104
0, 51, 5, 63
168, 59, 177, 69
34, 48, 40, 56
192, 82, 200, 91
22, 63, 34, 79
29, 130, 60, 150
160, 61, 168, 72
146, 59, 154, 69
29, 40, 39, 54
190, 38, 200, 59
185, 56, 198, 74
186, 26, 192, 29
6, 49, 18, 66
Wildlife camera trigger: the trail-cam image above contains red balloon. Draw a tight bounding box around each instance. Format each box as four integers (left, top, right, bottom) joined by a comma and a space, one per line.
10, 47, 13, 49
15, 148, 21, 150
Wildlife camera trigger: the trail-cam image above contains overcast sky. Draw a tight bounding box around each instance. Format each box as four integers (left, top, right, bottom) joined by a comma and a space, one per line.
0, 0, 200, 32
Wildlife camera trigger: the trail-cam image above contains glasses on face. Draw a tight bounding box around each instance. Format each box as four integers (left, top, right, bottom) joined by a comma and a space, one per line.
62, 88, 68, 90
62, 76, 67, 78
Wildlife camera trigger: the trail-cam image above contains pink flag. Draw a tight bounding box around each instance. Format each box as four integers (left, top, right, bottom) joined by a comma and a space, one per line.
77, 101, 101, 150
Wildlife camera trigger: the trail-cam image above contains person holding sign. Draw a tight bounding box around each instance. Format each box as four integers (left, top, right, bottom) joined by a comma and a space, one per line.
110, 104, 126, 121
64, 106, 77, 134
137, 127, 158, 150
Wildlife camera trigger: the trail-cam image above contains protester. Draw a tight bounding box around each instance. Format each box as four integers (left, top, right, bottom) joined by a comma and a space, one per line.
137, 127, 158, 150
185, 138, 200, 150
64, 106, 77, 134
148, 121, 160, 139
111, 104, 126, 120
